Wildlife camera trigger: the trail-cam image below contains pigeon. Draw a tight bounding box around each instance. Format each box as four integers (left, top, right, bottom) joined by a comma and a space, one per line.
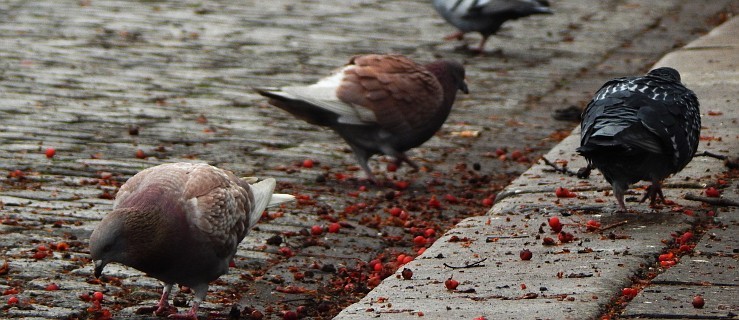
89, 162, 294, 319
577, 67, 701, 212
257, 54, 468, 182
432, 0, 553, 52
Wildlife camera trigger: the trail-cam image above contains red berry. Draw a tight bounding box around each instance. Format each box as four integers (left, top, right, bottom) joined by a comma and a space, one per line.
327, 223, 341, 233
585, 220, 601, 231
279, 247, 294, 257
705, 187, 720, 197
373, 262, 383, 272
622, 287, 637, 299
389, 207, 402, 217
555, 187, 576, 198
394, 180, 409, 190
510, 150, 523, 160
519, 249, 533, 260
45, 283, 60, 291
424, 228, 435, 238
367, 275, 381, 288
302, 159, 314, 168
7, 296, 19, 305
444, 277, 459, 290
93, 291, 104, 301
386, 163, 398, 172
45, 147, 56, 158
396, 254, 407, 263
443, 194, 459, 204
33, 251, 48, 259
542, 237, 556, 245
250, 310, 264, 320
310, 225, 323, 236
692, 295, 705, 308
402, 255, 413, 264
282, 310, 298, 320
482, 197, 494, 206
135, 149, 146, 159
413, 236, 427, 246
558, 231, 574, 243
400, 268, 413, 280
548, 217, 563, 233
428, 195, 441, 209
495, 148, 506, 156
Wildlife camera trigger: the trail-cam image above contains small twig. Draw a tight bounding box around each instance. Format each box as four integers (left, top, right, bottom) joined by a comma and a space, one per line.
684, 193, 739, 207
485, 235, 530, 242
443, 258, 487, 269
695, 151, 739, 169
541, 156, 580, 176
599, 220, 629, 232
695, 150, 727, 160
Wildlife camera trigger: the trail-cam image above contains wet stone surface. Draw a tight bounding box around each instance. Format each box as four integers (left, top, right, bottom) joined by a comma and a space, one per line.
0, 0, 736, 319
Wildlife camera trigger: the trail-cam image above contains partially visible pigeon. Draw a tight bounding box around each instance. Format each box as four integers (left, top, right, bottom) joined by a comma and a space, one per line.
89, 163, 294, 319
432, 0, 553, 52
257, 54, 468, 182
577, 67, 701, 212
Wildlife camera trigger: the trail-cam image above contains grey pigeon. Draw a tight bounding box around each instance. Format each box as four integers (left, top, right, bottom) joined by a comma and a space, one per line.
89, 162, 294, 319
577, 67, 701, 212
257, 54, 468, 182
432, 0, 553, 52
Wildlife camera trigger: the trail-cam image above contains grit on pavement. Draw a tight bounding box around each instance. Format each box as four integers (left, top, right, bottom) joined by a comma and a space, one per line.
336, 16, 739, 320
0, 1, 737, 319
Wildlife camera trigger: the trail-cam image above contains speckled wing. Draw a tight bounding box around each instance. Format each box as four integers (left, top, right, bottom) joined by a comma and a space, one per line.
181, 164, 253, 260
580, 74, 700, 170
337, 54, 444, 137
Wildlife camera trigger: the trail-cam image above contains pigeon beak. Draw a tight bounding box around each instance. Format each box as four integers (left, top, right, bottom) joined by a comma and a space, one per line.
94, 260, 105, 278
460, 81, 469, 94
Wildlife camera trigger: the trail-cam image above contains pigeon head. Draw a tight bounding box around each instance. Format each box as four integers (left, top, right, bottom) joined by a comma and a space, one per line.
425, 60, 469, 103
648, 67, 681, 83
89, 207, 164, 278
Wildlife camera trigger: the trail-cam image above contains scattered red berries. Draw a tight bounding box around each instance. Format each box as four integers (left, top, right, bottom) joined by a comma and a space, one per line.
482, 197, 494, 207
558, 231, 574, 243
92, 291, 104, 301
519, 249, 533, 261
413, 236, 427, 246
7, 296, 19, 305
386, 163, 398, 172
548, 217, 563, 233
282, 310, 298, 320
389, 207, 402, 217
45, 147, 56, 158
444, 276, 459, 290
692, 295, 705, 308
705, 187, 720, 197
428, 195, 441, 209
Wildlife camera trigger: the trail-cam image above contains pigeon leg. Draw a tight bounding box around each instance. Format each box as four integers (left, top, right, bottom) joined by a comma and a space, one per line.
473, 36, 491, 53
135, 283, 175, 316
167, 283, 207, 319
394, 153, 419, 172
153, 284, 177, 316
444, 31, 465, 41
612, 184, 628, 213
640, 183, 665, 207
348, 144, 377, 183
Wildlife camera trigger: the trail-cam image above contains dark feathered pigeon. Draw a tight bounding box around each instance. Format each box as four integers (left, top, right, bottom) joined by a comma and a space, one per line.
257, 54, 468, 182
89, 163, 294, 319
577, 67, 701, 211
432, 0, 553, 52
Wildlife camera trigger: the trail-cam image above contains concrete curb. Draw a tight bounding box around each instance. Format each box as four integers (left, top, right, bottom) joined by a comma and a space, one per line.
335, 16, 739, 320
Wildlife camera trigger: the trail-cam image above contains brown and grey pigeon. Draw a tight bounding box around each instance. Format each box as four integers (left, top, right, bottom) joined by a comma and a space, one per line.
257, 54, 468, 182
577, 67, 701, 212
89, 162, 294, 319
432, 0, 553, 52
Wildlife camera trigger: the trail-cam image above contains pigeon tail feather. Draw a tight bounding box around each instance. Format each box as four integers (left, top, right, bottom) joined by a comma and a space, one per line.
248, 178, 277, 229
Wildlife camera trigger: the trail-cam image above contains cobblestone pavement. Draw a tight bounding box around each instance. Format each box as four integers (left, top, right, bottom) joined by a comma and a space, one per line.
0, 0, 735, 319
